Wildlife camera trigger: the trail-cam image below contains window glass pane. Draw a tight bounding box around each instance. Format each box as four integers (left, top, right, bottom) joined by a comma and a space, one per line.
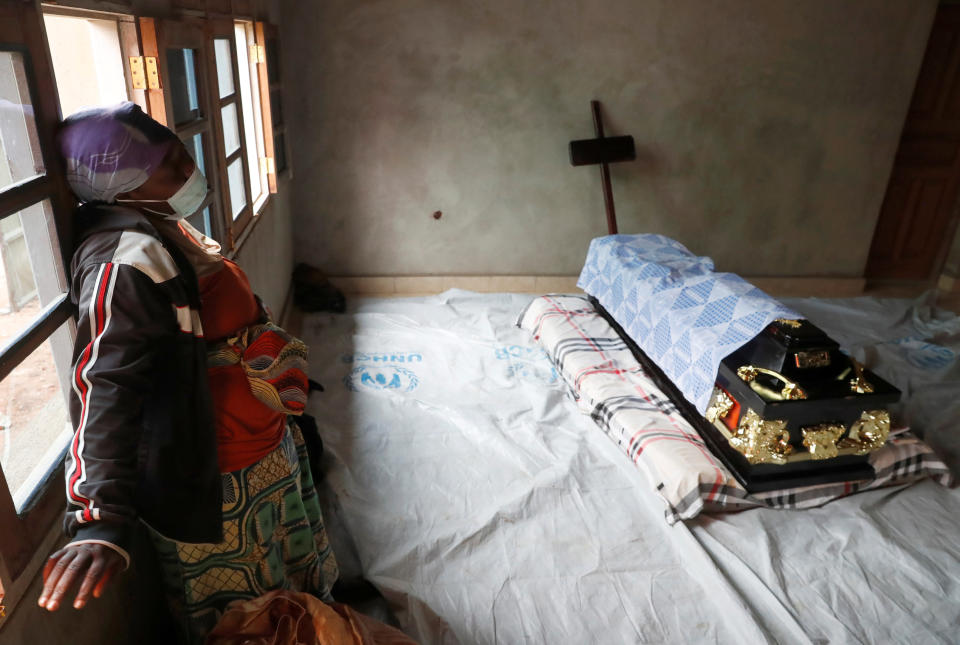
235, 23, 263, 204
214, 38, 235, 99
186, 206, 212, 239
0, 51, 45, 192
0, 323, 72, 512
167, 48, 201, 126
184, 134, 212, 237
44, 14, 128, 119
0, 201, 79, 511
270, 88, 283, 127
266, 37, 279, 83
0, 200, 67, 314
274, 132, 287, 173
227, 157, 246, 219
221, 102, 240, 157
187, 132, 205, 174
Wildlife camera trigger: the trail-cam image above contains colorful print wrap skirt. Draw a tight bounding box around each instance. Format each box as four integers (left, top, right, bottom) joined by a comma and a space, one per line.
149, 422, 339, 644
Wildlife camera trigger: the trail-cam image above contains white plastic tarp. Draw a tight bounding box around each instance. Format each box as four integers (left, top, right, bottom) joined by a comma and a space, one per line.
303, 290, 960, 644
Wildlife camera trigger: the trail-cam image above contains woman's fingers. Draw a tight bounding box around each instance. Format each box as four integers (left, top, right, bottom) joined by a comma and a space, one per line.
40, 545, 126, 610
72, 552, 106, 610
49, 547, 92, 611
92, 556, 122, 599
38, 548, 77, 609
42, 547, 68, 585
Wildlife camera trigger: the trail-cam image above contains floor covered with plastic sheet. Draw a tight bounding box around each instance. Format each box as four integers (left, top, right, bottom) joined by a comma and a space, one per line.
302, 290, 960, 644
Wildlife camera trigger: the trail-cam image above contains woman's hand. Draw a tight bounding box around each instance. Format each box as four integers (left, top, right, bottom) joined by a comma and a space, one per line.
38, 543, 124, 611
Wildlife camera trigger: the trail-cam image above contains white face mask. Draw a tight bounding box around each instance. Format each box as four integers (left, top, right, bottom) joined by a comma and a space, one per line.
117, 166, 210, 220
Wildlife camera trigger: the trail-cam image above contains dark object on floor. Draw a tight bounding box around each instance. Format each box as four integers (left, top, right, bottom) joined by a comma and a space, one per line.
293, 263, 347, 313
332, 578, 383, 605
292, 413, 324, 484
333, 579, 403, 629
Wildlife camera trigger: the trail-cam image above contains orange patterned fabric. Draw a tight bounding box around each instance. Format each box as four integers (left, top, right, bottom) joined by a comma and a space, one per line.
206, 590, 417, 645
199, 259, 286, 472
210, 322, 309, 415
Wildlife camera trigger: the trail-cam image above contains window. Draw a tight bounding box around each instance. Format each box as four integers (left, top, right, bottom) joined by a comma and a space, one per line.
157, 18, 225, 243
43, 13, 128, 119
139, 16, 281, 251
262, 22, 286, 182
0, 1, 79, 626
209, 19, 254, 244
0, 59, 72, 515
235, 20, 268, 210
0, 200, 72, 514
167, 48, 202, 126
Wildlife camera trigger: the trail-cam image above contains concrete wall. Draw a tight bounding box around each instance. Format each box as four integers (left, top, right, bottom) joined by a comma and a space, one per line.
283, 0, 938, 278
234, 175, 296, 314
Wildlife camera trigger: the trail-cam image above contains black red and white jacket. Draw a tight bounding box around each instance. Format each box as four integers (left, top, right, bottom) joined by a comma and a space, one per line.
64, 204, 222, 567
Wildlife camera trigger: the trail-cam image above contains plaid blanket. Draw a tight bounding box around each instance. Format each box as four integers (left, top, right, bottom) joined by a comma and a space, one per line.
518, 294, 954, 524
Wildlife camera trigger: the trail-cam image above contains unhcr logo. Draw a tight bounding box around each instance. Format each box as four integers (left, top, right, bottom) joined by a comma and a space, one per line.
341, 351, 423, 363
344, 365, 420, 392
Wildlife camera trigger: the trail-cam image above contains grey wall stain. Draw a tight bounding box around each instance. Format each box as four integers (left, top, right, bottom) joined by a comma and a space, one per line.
282, 0, 938, 277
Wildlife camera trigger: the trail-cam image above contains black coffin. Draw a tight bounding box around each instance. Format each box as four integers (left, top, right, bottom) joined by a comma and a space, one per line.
590, 299, 899, 492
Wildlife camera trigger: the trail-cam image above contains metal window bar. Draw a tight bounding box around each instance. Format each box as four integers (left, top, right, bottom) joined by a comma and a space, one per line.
0, 293, 71, 383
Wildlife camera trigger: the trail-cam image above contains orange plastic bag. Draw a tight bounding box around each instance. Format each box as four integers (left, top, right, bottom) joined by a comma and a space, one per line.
205, 589, 417, 645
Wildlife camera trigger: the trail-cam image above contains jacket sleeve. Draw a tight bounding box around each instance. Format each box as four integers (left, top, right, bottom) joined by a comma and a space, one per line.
63, 260, 177, 567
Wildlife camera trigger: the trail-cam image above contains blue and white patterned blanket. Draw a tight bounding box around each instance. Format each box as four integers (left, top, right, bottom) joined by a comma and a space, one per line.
577, 235, 801, 413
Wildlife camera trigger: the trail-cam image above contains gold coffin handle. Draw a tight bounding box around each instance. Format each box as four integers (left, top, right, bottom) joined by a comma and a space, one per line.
737, 365, 807, 401
849, 358, 875, 394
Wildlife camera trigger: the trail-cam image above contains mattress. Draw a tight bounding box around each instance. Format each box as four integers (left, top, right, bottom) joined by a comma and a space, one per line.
303, 289, 960, 644
517, 294, 950, 522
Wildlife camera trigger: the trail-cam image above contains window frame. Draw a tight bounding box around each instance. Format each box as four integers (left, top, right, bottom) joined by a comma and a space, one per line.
234, 19, 268, 211
39, 5, 146, 118
204, 16, 255, 250
261, 21, 289, 182
152, 15, 227, 243
255, 20, 278, 192
0, 0, 83, 624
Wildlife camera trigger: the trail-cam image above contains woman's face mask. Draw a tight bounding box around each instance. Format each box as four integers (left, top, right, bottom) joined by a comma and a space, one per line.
118, 165, 210, 220
160, 165, 210, 219
116, 141, 211, 220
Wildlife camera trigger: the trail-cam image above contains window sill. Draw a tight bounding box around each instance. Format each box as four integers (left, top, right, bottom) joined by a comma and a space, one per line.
253, 192, 268, 215
226, 195, 271, 260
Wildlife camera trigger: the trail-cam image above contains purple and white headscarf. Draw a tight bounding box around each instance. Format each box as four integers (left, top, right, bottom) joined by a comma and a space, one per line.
57, 102, 177, 203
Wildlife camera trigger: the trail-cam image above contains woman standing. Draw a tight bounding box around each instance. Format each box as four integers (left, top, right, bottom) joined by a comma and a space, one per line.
37, 102, 338, 643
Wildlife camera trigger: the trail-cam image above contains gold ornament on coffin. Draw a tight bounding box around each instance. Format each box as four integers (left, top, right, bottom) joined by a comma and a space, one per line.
795, 350, 831, 369
774, 318, 803, 328
849, 358, 875, 394
838, 410, 890, 454
705, 388, 734, 423
729, 409, 793, 465
736, 365, 807, 401
711, 406, 893, 465
802, 424, 845, 460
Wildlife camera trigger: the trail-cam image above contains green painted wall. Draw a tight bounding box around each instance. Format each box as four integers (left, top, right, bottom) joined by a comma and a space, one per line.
283, 0, 938, 277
